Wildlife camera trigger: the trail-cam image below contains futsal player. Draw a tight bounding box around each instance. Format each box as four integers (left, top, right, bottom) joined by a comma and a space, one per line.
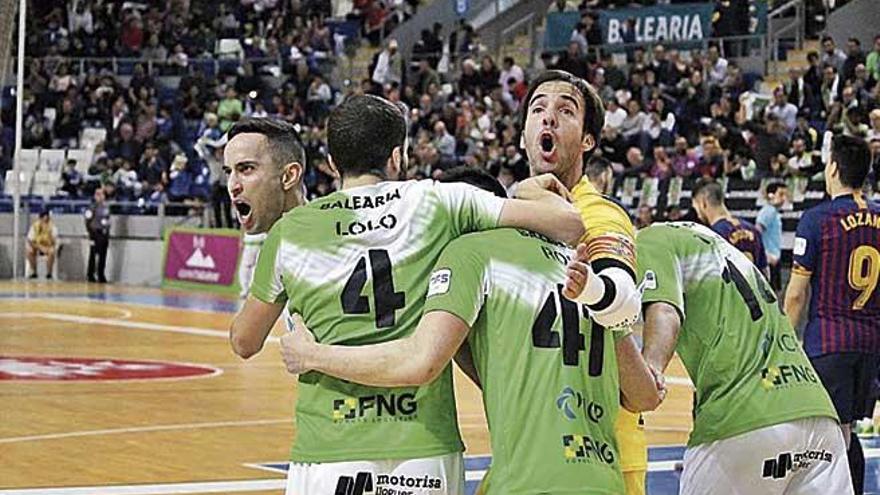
277, 167, 666, 494
232, 94, 585, 494
785, 134, 880, 495
519, 70, 649, 495
571, 221, 852, 494
224, 118, 308, 356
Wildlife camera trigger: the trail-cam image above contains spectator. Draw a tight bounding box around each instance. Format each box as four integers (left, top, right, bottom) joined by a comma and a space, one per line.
499, 56, 524, 95
604, 98, 627, 131
635, 205, 654, 229
867, 35, 880, 84
868, 109, 880, 142
698, 136, 725, 178
671, 136, 698, 177
166, 153, 192, 202
113, 160, 141, 200
623, 146, 649, 176
414, 59, 440, 96
756, 181, 788, 292
371, 39, 402, 87
26, 210, 59, 280
785, 67, 817, 118
85, 188, 110, 283
765, 86, 798, 136
432, 121, 456, 165
649, 145, 674, 180
218, 87, 244, 132
60, 159, 83, 198
553, 42, 588, 80
842, 37, 865, 83
706, 44, 728, 87
821, 35, 847, 74
804, 50, 823, 97
788, 137, 817, 175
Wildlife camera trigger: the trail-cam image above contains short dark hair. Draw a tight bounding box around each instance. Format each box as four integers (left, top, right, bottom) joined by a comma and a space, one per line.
327, 94, 407, 177
821, 35, 834, 44
692, 178, 724, 207
438, 166, 508, 198
520, 70, 605, 157
831, 135, 871, 189
765, 181, 787, 195
227, 118, 306, 171
584, 155, 612, 181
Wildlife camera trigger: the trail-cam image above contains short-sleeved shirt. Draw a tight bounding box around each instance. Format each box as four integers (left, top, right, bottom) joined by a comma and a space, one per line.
756, 205, 782, 260
711, 217, 768, 271
424, 229, 625, 494
250, 180, 505, 463
792, 193, 880, 357
637, 222, 837, 447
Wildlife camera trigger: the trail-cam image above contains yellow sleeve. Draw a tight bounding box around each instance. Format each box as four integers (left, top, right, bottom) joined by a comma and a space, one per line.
574, 192, 637, 275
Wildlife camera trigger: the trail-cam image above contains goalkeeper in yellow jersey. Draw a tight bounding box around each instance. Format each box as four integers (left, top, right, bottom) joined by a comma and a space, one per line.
518, 70, 652, 495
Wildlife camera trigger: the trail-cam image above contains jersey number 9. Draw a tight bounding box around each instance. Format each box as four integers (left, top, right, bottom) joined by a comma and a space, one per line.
849, 245, 880, 311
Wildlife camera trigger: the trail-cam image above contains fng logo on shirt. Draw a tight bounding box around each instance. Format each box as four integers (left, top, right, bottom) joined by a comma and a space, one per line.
332, 393, 417, 423
760, 363, 819, 390
562, 434, 615, 465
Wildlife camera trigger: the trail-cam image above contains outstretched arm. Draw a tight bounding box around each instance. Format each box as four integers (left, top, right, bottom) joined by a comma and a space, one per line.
280, 311, 470, 387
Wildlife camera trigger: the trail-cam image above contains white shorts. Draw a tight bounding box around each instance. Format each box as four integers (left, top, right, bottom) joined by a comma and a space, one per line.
681, 416, 853, 495
285, 452, 463, 495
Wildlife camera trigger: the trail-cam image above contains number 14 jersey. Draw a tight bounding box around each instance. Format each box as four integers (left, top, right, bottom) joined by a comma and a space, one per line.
636, 222, 837, 448
251, 180, 506, 463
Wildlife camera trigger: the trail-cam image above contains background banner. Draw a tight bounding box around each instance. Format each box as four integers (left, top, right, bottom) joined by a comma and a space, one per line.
162, 227, 242, 295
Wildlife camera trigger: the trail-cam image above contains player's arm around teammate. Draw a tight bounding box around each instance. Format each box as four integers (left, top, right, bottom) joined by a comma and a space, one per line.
279, 302, 664, 412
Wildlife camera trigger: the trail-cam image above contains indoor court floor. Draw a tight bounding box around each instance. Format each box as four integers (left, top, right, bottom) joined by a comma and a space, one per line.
1, 281, 878, 495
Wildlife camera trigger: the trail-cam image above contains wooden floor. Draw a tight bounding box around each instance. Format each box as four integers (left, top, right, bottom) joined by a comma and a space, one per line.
0, 281, 694, 494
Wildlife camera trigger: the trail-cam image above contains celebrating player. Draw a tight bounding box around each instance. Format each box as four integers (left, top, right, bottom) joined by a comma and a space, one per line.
785, 134, 879, 495
231, 94, 584, 495
224, 118, 307, 355
518, 70, 648, 495
622, 221, 851, 495
278, 167, 665, 494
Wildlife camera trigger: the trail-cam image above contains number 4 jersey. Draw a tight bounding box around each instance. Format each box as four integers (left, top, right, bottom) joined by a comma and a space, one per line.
424, 229, 624, 494
250, 180, 505, 463
636, 222, 837, 448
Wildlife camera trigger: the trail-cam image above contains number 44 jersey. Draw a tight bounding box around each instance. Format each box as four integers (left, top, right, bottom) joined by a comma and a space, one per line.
250, 180, 506, 463
635, 222, 837, 448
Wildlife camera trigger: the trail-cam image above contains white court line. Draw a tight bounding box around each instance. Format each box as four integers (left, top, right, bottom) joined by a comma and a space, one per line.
0, 312, 279, 344
0, 418, 290, 444
0, 480, 285, 495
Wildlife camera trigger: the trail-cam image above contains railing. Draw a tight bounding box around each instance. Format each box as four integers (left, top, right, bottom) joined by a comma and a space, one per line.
767, 0, 805, 74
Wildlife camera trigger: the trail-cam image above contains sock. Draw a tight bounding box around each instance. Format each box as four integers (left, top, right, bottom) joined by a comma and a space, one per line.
849, 431, 864, 495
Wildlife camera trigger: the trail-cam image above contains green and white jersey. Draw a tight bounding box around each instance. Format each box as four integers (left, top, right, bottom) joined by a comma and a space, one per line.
424, 229, 624, 494
636, 222, 838, 447
250, 180, 505, 463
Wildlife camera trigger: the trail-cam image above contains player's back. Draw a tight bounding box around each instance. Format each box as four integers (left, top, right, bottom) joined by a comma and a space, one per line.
793, 193, 880, 357
252, 179, 504, 462
711, 217, 768, 270
636, 222, 837, 447
425, 228, 624, 494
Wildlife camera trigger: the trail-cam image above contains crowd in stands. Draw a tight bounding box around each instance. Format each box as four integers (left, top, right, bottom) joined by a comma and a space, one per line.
1, 0, 879, 228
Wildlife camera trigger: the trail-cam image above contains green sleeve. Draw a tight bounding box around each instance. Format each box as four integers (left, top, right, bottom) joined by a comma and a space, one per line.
636, 228, 685, 320
422, 237, 488, 327
249, 223, 288, 305
433, 181, 505, 236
